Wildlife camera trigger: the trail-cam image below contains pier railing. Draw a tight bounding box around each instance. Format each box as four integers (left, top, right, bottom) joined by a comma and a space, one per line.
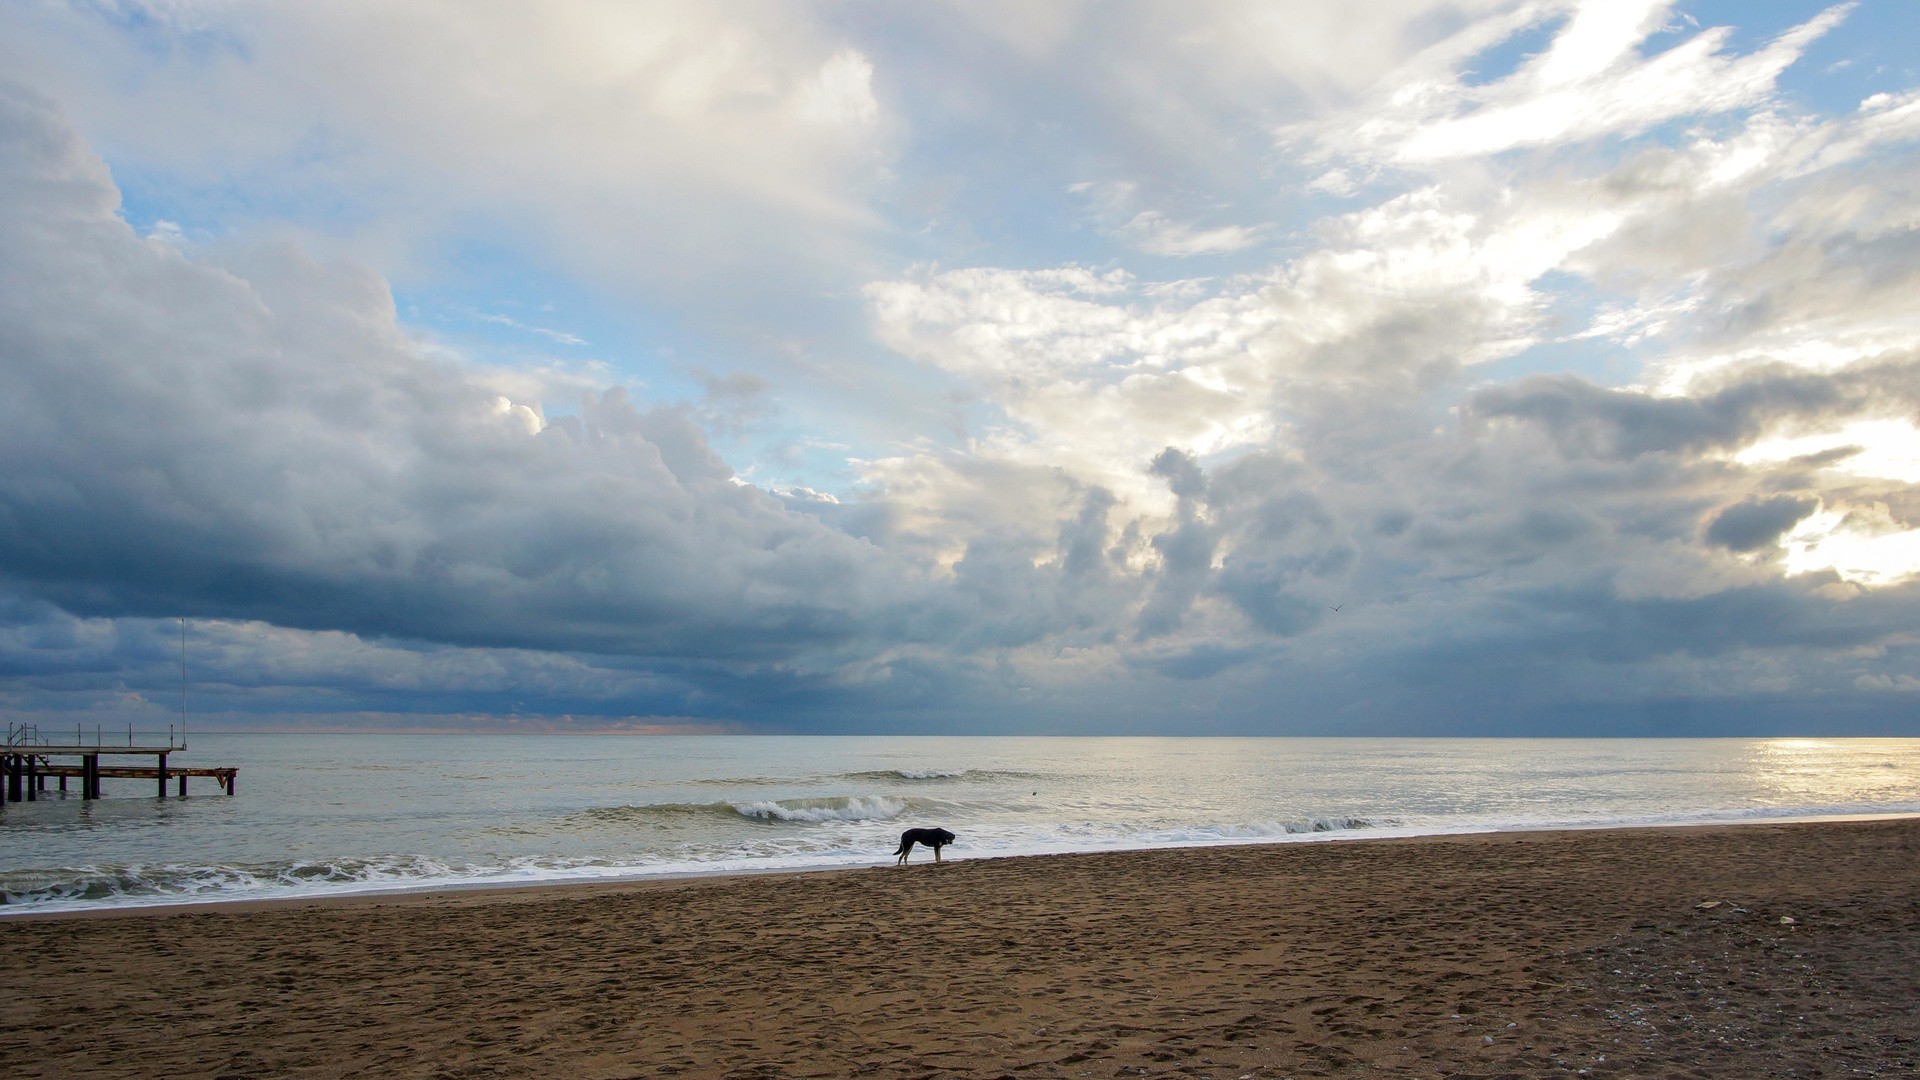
5, 722, 232, 801
6, 722, 188, 751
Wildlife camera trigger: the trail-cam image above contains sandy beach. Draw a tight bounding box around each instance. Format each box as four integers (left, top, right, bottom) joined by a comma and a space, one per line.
4, 819, 1917, 1078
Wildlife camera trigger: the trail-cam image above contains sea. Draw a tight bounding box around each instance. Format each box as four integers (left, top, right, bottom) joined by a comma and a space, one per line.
3, 735, 1919, 915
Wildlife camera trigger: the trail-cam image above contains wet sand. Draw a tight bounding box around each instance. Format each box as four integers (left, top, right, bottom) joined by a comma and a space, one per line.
4, 819, 1918, 1078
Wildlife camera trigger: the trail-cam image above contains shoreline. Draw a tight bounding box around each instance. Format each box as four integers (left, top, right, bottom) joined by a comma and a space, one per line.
7, 810, 1918, 923
4, 817, 1917, 1077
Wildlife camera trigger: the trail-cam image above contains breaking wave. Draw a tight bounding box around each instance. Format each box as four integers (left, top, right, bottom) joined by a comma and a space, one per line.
575, 794, 934, 827
675, 768, 1047, 787
0, 855, 488, 910
730, 796, 909, 822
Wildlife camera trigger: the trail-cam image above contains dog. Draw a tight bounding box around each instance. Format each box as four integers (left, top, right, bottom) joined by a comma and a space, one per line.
893, 827, 955, 865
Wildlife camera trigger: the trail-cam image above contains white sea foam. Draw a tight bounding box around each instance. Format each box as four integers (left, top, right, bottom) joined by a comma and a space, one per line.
729, 795, 908, 822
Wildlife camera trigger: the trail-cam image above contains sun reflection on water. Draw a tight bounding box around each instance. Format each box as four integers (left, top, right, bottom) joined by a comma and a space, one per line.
1744, 738, 1914, 808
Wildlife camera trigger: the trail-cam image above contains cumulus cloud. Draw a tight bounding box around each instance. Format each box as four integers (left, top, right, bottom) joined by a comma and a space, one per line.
843, 2, 1920, 730
0, 84, 922, 668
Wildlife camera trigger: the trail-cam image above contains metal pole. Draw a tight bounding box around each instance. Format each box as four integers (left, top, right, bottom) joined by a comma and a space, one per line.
180, 617, 189, 750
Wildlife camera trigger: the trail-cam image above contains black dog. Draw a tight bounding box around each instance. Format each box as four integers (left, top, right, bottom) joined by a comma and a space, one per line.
894, 827, 955, 865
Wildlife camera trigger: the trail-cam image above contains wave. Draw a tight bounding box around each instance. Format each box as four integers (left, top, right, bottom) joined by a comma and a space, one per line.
0, 854, 478, 909
11, 799, 1914, 915
730, 796, 909, 822
574, 794, 936, 827
838, 768, 1051, 783
1126, 816, 1383, 844
1258, 815, 1379, 835
677, 768, 1049, 786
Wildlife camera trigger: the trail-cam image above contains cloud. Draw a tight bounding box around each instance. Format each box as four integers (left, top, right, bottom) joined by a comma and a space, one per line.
1855, 672, 1920, 692
460, 308, 588, 347
0, 84, 923, 668
1071, 181, 1270, 256
3, 1, 1920, 735
0, 1, 893, 298
796, 49, 881, 128
1705, 496, 1820, 553
1286, 2, 1852, 166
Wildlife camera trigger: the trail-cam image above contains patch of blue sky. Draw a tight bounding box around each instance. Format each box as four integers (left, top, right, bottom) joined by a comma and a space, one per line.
102, 131, 384, 241
77, 1, 253, 66
737, 435, 870, 496
1450, 3, 1904, 122
396, 232, 939, 495
1478, 269, 1645, 388
1674, 1, 1837, 54
1763, 3, 1920, 115
111, 176, 191, 239
392, 245, 706, 410
892, 158, 1102, 272
1479, 331, 1645, 391
1455, 10, 1567, 88
1098, 240, 1279, 290
1661, 2, 1920, 115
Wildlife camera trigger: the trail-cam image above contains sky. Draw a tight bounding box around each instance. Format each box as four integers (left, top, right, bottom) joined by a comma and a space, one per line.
2, 1, 1918, 736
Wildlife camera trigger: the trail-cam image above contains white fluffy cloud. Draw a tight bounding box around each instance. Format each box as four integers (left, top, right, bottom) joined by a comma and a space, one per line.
0, 83, 926, 668
0, 0, 891, 299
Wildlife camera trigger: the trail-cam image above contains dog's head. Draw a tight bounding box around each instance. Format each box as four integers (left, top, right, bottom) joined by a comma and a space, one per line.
932, 828, 955, 845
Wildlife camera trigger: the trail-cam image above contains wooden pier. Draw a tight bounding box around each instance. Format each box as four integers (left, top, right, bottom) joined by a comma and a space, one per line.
3, 725, 236, 803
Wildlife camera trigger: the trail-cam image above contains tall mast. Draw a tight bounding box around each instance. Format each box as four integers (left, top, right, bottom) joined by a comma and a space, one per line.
179, 617, 188, 749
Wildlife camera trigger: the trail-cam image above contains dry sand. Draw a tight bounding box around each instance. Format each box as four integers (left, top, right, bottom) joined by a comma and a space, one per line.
4, 819, 1918, 1078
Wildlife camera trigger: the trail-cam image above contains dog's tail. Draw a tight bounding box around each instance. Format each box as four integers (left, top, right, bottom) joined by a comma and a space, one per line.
891, 837, 910, 856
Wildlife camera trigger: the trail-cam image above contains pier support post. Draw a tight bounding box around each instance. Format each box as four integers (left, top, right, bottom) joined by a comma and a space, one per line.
25, 755, 36, 802
82, 753, 99, 800
5, 755, 19, 803
156, 753, 168, 798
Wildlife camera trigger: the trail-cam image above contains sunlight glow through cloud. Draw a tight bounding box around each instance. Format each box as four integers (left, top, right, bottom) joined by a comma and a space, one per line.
1783, 506, 1920, 587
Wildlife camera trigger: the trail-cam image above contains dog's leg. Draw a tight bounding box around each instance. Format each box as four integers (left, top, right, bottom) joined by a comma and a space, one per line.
932, 845, 942, 864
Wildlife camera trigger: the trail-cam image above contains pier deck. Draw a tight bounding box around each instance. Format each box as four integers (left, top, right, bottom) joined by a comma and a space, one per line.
4, 725, 237, 802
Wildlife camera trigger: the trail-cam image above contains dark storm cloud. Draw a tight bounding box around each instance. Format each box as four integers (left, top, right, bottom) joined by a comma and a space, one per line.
1465, 355, 1920, 461
1204, 453, 1353, 634
1138, 448, 1215, 639
1705, 495, 1820, 553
